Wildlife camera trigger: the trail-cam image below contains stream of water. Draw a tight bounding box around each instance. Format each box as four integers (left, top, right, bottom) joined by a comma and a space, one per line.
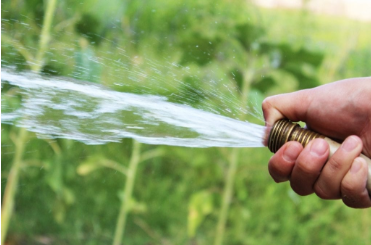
1, 69, 266, 147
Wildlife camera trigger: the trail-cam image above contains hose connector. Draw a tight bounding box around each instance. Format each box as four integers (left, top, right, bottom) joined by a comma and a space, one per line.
268, 119, 324, 153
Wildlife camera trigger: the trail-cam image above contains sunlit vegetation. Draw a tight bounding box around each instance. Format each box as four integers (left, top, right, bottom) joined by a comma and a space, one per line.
1, 0, 370, 244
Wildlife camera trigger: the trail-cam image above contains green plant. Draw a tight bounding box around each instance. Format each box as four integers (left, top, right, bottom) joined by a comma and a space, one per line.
77, 141, 164, 245
1, 0, 58, 243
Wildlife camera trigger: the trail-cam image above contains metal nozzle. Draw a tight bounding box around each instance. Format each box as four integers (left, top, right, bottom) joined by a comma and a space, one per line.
268, 119, 324, 153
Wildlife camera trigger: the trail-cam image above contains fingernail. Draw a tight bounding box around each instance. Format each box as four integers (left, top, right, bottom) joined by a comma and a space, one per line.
283, 144, 300, 162
350, 159, 362, 174
342, 136, 359, 152
310, 139, 327, 157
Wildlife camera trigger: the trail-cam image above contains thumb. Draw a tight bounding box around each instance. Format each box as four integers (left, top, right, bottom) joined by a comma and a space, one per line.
262, 90, 313, 127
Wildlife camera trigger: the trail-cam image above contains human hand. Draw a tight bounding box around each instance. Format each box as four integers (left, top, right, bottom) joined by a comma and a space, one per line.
262, 77, 371, 208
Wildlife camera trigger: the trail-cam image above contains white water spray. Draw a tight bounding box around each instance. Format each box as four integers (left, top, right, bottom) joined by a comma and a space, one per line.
1, 69, 266, 147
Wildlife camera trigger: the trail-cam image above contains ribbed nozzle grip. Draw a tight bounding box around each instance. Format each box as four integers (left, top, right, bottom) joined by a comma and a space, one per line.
268, 119, 323, 153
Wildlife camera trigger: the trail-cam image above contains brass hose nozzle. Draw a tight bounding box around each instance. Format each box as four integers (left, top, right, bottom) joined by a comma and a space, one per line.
268, 119, 371, 193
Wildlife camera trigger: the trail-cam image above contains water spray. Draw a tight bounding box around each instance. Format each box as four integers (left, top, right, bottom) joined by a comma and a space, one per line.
268, 119, 371, 193
2, 70, 371, 194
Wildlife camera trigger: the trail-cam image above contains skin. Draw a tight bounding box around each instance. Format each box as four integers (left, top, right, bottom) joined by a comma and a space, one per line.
262, 77, 371, 208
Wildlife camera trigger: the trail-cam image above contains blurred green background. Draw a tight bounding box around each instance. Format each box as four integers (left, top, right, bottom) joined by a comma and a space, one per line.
1, 0, 371, 244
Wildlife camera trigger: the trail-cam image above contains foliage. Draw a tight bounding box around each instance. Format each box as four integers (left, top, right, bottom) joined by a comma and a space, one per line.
2, 0, 371, 245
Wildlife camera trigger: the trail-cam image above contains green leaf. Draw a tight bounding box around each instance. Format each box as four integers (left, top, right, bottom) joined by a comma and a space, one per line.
247, 89, 265, 110
63, 187, 76, 205
188, 190, 214, 237
45, 158, 63, 194
73, 45, 102, 83
77, 155, 127, 176
235, 23, 264, 51
177, 76, 205, 105
75, 13, 103, 45
229, 68, 244, 91
251, 76, 276, 93
76, 162, 103, 176
129, 197, 148, 214
179, 35, 220, 66
53, 199, 66, 224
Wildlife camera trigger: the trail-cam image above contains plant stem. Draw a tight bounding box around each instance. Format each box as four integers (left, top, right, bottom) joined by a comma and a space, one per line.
33, 0, 58, 73
1, 127, 27, 245
113, 140, 141, 245
214, 65, 254, 245
1, 1, 58, 244
214, 148, 239, 245
1, 35, 35, 64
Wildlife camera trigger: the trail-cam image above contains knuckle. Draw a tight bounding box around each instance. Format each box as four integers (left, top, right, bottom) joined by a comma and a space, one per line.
262, 98, 276, 119
314, 183, 331, 199
297, 158, 319, 175
327, 157, 343, 173
261, 98, 272, 111
340, 178, 354, 195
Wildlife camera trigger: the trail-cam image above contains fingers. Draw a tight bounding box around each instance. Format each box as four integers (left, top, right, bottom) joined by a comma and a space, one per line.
314, 136, 363, 199
341, 157, 371, 208
268, 141, 302, 183
290, 139, 329, 196
268, 135, 371, 208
